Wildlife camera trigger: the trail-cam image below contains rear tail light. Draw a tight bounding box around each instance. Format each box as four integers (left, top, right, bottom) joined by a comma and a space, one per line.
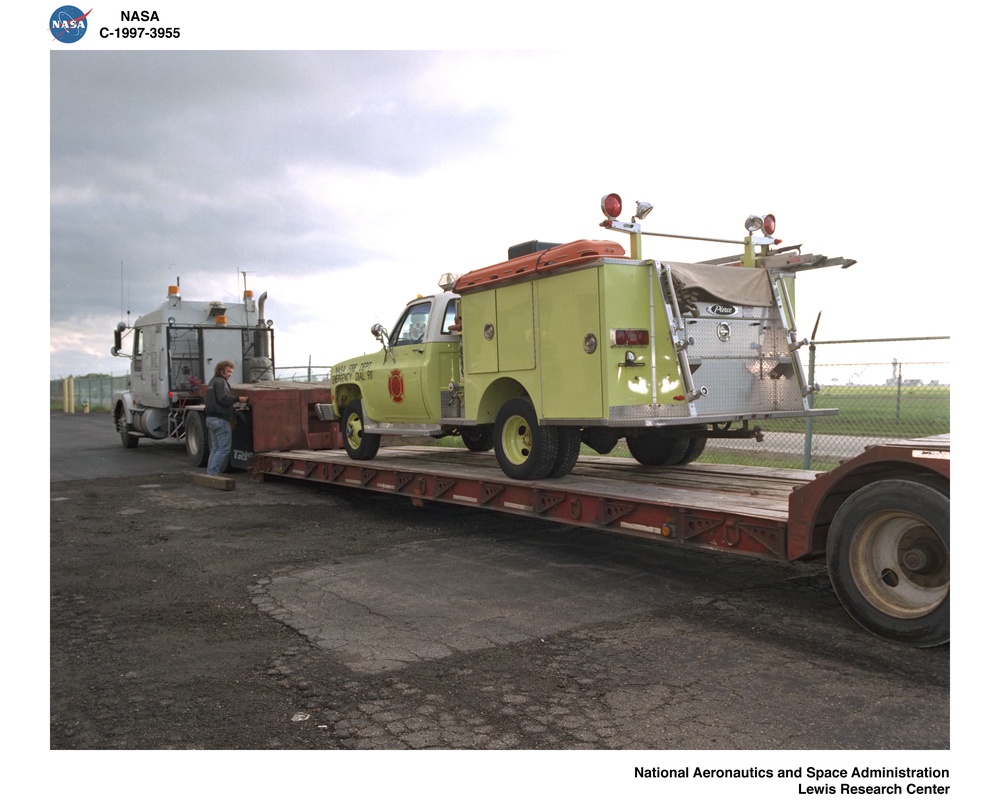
612, 329, 649, 346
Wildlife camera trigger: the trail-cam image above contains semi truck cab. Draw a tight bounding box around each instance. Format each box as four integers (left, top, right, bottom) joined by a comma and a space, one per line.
111, 282, 275, 468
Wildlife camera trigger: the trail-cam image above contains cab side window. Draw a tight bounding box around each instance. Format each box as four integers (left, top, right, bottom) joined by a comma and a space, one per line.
133, 328, 145, 369
441, 298, 460, 334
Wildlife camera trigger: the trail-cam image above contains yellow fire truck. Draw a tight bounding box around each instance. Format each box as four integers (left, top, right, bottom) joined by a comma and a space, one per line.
328, 194, 855, 480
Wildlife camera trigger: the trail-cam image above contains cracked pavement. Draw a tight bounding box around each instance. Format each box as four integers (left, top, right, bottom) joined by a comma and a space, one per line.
50, 413, 949, 754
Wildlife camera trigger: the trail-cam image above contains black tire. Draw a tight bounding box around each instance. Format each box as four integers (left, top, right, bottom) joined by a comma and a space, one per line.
185, 411, 209, 467
341, 399, 381, 460
460, 426, 494, 452
548, 427, 581, 478
116, 407, 138, 449
494, 398, 558, 480
625, 433, 687, 466
679, 436, 707, 464
675, 429, 708, 465
826, 479, 949, 647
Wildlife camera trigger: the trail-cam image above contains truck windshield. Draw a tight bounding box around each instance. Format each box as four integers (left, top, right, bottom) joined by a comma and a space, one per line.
390, 301, 432, 346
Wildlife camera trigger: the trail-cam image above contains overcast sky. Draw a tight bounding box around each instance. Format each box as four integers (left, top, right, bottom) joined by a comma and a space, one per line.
48, 9, 972, 382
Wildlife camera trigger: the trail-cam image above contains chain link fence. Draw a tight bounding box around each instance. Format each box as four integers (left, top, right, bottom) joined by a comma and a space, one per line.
49, 368, 330, 412
50, 374, 130, 412
661, 336, 949, 470
55, 338, 949, 471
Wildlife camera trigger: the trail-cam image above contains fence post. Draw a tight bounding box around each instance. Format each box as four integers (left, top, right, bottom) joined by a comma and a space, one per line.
895, 360, 903, 421
63, 377, 75, 414
804, 343, 816, 469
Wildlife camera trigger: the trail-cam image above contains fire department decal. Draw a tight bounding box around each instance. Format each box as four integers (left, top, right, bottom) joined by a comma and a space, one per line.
388, 369, 405, 403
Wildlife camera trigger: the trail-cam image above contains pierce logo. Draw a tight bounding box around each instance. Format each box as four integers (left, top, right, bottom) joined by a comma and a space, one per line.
707, 303, 738, 316
50, 6, 91, 43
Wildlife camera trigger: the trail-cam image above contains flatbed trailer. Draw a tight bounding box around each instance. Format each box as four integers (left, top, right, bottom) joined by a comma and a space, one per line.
245, 386, 949, 647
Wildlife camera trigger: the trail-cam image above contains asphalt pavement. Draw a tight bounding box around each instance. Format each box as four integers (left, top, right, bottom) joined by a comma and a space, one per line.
48, 411, 952, 794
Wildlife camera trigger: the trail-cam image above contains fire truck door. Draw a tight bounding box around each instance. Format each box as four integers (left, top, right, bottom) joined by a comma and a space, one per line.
368, 300, 432, 421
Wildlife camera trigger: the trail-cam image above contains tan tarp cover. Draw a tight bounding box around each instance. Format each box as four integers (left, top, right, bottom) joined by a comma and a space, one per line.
667, 262, 774, 307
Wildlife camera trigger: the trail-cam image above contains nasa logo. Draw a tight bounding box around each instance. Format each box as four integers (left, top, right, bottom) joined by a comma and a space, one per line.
388, 369, 405, 404
50, 5, 91, 43
121, 10, 160, 21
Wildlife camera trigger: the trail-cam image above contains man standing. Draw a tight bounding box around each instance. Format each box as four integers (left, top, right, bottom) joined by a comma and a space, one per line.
204, 360, 248, 477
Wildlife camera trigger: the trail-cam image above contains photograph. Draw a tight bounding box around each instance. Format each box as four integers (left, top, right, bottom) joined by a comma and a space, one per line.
34, 2, 983, 796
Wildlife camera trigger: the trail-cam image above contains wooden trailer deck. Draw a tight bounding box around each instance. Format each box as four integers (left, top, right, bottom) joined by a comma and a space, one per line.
251, 445, 823, 561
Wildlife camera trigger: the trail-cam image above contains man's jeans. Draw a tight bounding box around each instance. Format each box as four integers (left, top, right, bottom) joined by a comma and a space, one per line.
206, 416, 232, 476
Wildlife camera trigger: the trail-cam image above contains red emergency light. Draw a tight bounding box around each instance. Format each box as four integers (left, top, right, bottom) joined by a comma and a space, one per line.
763, 213, 776, 237
600, 193, 623, 220
613, 329, 649, 346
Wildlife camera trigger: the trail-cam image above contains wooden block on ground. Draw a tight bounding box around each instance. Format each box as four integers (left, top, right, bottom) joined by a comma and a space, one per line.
193, 473, 236, 491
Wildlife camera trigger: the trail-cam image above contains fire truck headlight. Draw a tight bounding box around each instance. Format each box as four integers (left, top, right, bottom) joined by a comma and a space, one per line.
601, 193, 623, 220
745, 215, 764, 233
635, 201, 654, 220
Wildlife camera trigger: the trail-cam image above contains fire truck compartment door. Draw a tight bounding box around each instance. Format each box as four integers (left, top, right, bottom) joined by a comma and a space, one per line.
538, 269, 604, 420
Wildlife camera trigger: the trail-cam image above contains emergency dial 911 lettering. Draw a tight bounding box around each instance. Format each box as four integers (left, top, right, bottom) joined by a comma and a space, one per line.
100, 9, 180, 38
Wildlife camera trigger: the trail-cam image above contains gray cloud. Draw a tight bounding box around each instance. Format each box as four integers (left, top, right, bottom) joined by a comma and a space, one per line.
50, 51, 504, 328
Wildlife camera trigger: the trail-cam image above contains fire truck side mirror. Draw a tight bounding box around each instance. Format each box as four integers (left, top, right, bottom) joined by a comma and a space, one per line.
371, 323, 389, 345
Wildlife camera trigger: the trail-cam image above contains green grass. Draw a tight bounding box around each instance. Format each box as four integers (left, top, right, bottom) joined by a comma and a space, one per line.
760, 384, 949, 437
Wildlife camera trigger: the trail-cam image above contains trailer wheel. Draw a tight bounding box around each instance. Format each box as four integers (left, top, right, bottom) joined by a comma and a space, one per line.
342, 400, 381, 460
548, 427, 581, 478
185, 412, 209, 467
826, 479, 949, 647
116, 407, 138, 449
625, 433, 687, 466
495, 398, 558, 480
460, 426, 494, 452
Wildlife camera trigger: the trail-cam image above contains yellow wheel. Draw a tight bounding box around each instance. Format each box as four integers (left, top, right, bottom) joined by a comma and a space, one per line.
341, 400, 380, 460
494, 398, 557, 480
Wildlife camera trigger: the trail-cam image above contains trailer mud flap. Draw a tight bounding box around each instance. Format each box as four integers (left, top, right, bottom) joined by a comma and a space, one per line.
230, 410, 253, 471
